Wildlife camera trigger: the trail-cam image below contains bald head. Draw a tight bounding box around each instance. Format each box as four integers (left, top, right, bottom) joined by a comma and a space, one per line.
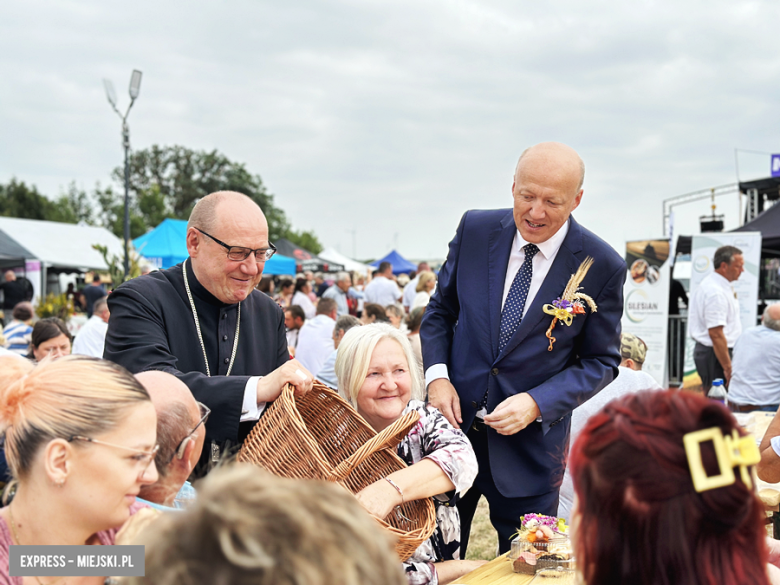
4, 270, 15, 282
135, 370, 198, 415
188, 191, 267, 234
136, 371, 202, 482
764, 304, 780, 332
516, 142, 585, 191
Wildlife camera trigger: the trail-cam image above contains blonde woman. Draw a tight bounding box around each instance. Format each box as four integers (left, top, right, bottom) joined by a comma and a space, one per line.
0, 355, 159, 584
336, 324, 484, 585
411, 272, 436, 311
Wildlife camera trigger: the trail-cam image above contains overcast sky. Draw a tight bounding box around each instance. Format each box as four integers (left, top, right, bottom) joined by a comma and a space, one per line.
2, 1, 779, 261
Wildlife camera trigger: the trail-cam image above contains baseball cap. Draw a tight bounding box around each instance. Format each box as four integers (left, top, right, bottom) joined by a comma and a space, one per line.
620, 333, 647, 364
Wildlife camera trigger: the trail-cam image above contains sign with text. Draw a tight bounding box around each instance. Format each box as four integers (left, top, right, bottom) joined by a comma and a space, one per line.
772, 154, 780, 177
9, 545, 145, 577
622, 238, 671, 388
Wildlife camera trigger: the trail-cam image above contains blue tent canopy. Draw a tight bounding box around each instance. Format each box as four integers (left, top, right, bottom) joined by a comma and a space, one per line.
369, 249, 416, 274
133, 218, 296, 275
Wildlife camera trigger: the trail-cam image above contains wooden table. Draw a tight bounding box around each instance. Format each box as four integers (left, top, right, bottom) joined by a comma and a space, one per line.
450, 554, 531, 585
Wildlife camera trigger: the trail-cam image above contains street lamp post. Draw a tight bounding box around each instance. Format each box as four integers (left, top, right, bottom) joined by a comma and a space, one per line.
103, 70, 142, 279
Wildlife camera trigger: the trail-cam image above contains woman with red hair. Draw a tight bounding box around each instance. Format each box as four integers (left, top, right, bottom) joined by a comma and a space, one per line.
569, 390, 774, 585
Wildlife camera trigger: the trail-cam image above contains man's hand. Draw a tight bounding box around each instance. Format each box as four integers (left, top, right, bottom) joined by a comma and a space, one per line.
484, 393, 541, 435
256, 359, 313, 404
115, 507, 161, 545
708, 326, 732, 384
428, 378, 462, 427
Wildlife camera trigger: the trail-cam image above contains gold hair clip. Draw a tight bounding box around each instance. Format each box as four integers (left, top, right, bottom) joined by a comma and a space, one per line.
683, 427, 760, 492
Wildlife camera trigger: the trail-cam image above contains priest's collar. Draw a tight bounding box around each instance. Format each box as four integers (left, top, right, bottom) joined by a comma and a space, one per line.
185, 258, 237, 309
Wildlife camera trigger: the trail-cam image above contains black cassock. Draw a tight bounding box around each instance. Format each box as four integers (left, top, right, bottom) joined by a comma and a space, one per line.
104, 260, 289, 474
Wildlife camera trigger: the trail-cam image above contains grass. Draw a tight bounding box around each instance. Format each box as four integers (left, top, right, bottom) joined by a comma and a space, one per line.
464, 496, 499, 561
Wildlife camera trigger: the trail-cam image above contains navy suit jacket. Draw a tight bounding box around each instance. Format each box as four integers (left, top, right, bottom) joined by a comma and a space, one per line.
420, 210, 626, 498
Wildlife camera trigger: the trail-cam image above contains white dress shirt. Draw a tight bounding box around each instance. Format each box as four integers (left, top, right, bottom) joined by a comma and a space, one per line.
292, 291, 317, 320
295, 314, 337, 375
71, 316, 109, 358
425, 220, 570, 387
727, 325, 780, 406
364, 276, 402, 307
403, 276, 420, 309
688, 272, 742, 347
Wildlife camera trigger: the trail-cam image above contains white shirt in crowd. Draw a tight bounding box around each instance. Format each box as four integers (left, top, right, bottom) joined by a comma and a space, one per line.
316, 349, 338, 389
286, 328, 300, 350
295, 314, 336, 375
557, 366, 662, 522
688, 272, 742, 348
292, 290, 317, 320
425, 219, 570, 387
364, 275, 402, 307
403, 276, 420, 309
71, 315, 109, 358
412, 291, 431, 311
728, 324, 780, 406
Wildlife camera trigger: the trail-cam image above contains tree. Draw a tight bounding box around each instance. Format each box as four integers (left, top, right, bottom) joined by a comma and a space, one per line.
107, 145, 321, 251
0, 179, 60, 220
1, 145, 322, 252
57, 182, 96, 225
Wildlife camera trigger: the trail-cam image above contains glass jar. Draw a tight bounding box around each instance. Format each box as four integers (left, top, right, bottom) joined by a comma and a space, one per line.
509, 534, 575, 574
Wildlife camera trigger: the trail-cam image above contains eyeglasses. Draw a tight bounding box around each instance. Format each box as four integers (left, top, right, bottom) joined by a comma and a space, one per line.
69, 435, 159, 476
169, 401, 211, 464
195, 228, 277, 262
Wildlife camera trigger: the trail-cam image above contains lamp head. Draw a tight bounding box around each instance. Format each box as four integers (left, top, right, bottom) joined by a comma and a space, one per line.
129, 70, 142, 99
103, 79, 118, 108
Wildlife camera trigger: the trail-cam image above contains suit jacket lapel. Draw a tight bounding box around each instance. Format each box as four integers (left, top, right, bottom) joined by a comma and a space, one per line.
497, 216, 584, 361
487, 212, 516, 359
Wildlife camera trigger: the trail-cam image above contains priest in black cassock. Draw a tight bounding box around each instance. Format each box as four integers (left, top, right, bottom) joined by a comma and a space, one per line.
104, 191, 314, 475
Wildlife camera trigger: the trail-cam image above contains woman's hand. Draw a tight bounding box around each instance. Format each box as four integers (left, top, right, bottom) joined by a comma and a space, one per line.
355, 478, 403, 520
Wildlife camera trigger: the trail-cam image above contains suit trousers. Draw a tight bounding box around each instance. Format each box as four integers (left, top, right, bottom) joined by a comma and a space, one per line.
693, 342, 732, 392
458, 421, 560, 556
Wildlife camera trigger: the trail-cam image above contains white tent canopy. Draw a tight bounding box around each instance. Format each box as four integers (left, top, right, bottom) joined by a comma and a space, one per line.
318, 248, 373, 275
0, 217, 124, 271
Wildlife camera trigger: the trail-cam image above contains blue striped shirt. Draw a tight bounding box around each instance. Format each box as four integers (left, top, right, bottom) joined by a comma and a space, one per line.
2, 321, 32, 356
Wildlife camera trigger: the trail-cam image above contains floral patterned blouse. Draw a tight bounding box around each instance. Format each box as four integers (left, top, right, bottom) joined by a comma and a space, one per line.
396, 400, 478, 585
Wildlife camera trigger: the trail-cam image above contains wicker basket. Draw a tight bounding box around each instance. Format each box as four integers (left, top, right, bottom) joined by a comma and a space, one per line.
238, 382, 437, 561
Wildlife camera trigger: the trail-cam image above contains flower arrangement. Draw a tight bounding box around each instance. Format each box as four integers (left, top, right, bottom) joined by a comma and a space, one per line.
35, 293, 74, 322
519, 513, 568, 537
541, 256, 598, 351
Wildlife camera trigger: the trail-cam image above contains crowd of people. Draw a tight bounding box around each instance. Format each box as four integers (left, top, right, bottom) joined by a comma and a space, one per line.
269, 263, 435, 391
1, 142, 780, 585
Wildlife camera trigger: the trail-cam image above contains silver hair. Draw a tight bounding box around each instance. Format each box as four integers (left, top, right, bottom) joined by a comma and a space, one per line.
336, 271, 351, 282
763, 305, 780, 332
333, 315, 361, 336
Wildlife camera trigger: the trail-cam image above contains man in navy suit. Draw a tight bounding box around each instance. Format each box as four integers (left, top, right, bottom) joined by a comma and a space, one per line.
420, 142, 626, 553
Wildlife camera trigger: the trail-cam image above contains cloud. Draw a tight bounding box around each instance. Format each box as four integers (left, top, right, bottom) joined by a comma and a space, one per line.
2, 0, 779, 258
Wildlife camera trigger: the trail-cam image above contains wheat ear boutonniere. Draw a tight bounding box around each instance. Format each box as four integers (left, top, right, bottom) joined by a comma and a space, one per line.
541, 256, 598, 351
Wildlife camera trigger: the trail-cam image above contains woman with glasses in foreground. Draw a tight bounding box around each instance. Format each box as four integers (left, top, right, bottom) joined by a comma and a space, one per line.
569, 390, 776, 585
0, 355, 159, 584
